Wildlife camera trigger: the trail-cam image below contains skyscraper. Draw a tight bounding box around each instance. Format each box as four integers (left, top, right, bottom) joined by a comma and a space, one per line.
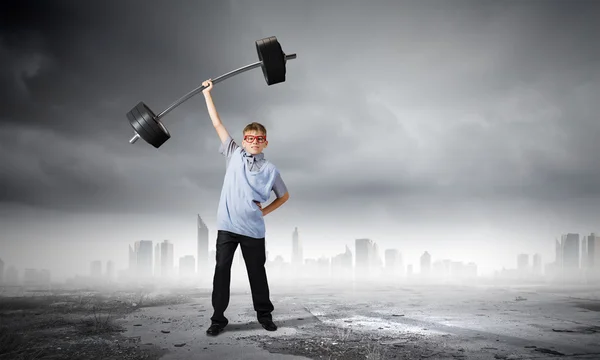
562, 233, 580, 271
197, 215, 209, 278
179, 255, 196, 278
384, 249, 401, 276
161, 240, 174, 278
588, 233, 596, 269
136, 240, 153, 279
331, 245, 353, 279
128, 244, 137, 275
292, 227, 303, 267
355, 238, 374, 278
420, 251, 431, 277
532, 254, 542, 276
555, 238, 562, 268
372, 243, 383, 268
154, 243, 161, 276
90, 261, 102, 278
517, 254, 529, 278
587, 233, 600, 279
208, 250, 216, 273
581, 236, 588, 269
518, 253, 528, 268
5, 266, 18, 285
106, 261, 115, 280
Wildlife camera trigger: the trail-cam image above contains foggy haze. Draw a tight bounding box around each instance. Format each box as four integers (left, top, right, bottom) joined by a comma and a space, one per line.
1, 0, 599, 282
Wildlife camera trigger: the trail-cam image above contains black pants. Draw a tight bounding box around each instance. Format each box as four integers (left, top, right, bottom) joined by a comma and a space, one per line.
210, 230, 274, 326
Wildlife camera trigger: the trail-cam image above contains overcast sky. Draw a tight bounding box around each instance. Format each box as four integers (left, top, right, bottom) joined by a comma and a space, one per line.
1, 0, 599, 280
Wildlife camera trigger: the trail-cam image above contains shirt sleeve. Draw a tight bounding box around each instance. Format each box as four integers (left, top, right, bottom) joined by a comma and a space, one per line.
219, 136, 239, 158
272, 172, 288, 198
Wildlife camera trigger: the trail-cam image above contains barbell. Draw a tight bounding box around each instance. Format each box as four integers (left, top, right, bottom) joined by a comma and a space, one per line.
126, 36, 297, 148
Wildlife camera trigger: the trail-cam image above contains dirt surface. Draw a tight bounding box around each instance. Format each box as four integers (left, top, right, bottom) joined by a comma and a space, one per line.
0, 286, 191, 360
235, 282, 600, 360
242, 323, 443, 360
3, 282, 600, 360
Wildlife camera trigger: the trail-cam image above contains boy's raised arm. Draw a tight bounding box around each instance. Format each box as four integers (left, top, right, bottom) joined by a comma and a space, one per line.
202, 79, 230, 144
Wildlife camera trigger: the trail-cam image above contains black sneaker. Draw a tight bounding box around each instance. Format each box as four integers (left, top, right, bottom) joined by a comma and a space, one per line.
206, 324, 226, 336
260, 320, 277, 331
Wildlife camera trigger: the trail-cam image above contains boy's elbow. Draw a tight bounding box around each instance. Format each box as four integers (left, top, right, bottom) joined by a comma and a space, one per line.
281, 192, 290, 201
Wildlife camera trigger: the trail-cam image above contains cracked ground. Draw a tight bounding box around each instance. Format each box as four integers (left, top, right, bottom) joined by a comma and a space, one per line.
2, 281, 600, 359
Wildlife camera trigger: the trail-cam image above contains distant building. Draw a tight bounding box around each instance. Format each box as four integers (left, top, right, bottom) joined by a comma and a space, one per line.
39, 269, 51, 285
129, 244, 137, 274
517, 254, 529, 278
90, 261, 102, 278
161, 240, 174, 278
208, 250, 216, 274
5, 266, 18, 284
465, 262, 478, 278
179, 255, 195, 278
532, 254, 542, 276
292, 227, 303, 268
588, 233, 600, 269
136, 240, 153, 279
555, 238, 562, 268
197, 215, 209, 278
433, 259, 453, 279
517, 254, 528, 270
587, 234, 600, 280
581, 236, 588, 269
331, 245, 353, 279
371, 243, 383, 269
0, 258, 4, 283
106, 261, 115, 280
420, 251, 431, 277
154, 243, 161, 276
562, 233, 580, 272
23, 269, 51, 286
317, 256, 330, 277
24, 269, 38, 285
384, 249, 402, 276
355, 238, 374, 278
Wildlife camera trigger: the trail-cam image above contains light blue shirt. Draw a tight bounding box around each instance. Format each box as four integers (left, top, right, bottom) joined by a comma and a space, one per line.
216, 136, 286, 239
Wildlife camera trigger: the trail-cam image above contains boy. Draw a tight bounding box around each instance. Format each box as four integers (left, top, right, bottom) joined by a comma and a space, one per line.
201, 79, 290, 336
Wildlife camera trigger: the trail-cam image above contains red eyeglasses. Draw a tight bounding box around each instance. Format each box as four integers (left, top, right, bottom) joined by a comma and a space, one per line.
244, 135, 267, 143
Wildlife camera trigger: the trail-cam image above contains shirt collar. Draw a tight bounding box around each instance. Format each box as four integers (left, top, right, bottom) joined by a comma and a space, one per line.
243, 150, 264, 161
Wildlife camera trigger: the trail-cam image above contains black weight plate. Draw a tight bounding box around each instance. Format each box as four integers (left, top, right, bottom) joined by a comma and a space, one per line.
133, 104, 169, 148
134, 103, 161, 139
127, 105, 156, 147
256, 36, 286, 85
131, 106, 160, 147
139, 103, 170, 142
137, 103, 170, 148
261, 37, 283, 85
267, 37, 286, 83
131, 104, 162, 147
265, 36, 285, 79
256, 38, 272, 85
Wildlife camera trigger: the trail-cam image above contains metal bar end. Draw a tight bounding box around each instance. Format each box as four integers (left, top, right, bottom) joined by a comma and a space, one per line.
129, 133, 140, 144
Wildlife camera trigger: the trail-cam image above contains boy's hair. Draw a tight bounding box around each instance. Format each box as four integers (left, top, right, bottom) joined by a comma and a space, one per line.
243, 122, 267, 136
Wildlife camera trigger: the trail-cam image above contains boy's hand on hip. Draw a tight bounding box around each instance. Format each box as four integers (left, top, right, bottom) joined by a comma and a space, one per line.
254, 201, 265, 216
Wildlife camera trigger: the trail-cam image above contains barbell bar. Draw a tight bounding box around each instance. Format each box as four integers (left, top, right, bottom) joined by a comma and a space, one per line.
127, 36, 297, 148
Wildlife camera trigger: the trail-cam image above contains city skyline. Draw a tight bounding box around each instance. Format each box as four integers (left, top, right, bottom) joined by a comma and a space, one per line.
1, 213, 598, 284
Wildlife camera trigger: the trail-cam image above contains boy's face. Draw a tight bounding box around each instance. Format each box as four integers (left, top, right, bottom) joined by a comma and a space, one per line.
242, 130, 268, 155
